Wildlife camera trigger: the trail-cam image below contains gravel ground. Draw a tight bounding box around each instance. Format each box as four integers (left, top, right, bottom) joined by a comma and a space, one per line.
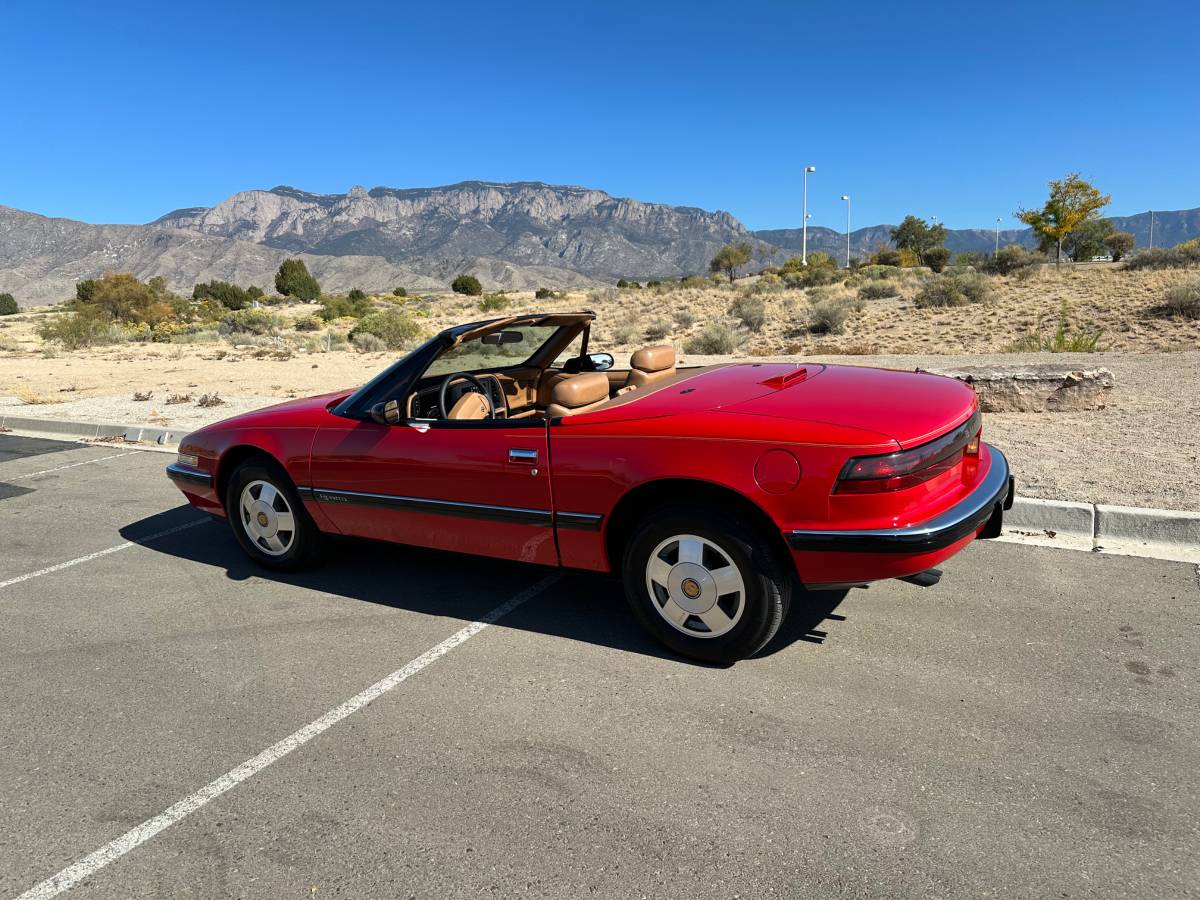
3, 350, 1197, 511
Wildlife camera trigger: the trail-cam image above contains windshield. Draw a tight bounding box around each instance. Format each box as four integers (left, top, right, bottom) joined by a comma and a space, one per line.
424, 324, 563, 378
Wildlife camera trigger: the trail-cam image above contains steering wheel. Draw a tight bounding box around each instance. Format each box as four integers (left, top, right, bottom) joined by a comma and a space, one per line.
438, 372, 495, 420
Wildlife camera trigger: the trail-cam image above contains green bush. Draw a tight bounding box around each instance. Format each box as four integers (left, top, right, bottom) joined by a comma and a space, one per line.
392, 287, 408, 298
535, 287, 558, 300
193, 280, 253, 310
1006, 301, 1105, 352
1162, 279, 1200, 319
924, 247, 951, 273
348, 288, 367, 302
869, 247, 903, 267
730, 295, 766, 332
1125, 238, 1200, 271
292, 314, 324, 332
318, 293, 373, 320
218, 308, 279, 336
808, 299, 849, 334
451, 274, 483, 296
350, 308, 423, 350
274, 259, 321, 301
0, 293, 18, 315
479, 293, 510, 312
858, 280, 899, 300
857, 264, 900, 280
684, 323, 740, 354
69, 272, 175, 325
36, 308, 121, 349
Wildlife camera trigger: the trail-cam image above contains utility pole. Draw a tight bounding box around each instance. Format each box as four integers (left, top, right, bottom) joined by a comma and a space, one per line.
840, 195, 851, 268
995, 217, 1002, 255
1149, 210, 1155, 249
802, 166, 816, 265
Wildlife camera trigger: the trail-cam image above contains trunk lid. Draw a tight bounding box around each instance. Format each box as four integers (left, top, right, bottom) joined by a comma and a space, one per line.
721, 363, 978, 448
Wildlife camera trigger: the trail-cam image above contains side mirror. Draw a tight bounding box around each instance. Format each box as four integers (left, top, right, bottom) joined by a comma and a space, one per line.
586, 352, 615, 372
369, 399, 402, 425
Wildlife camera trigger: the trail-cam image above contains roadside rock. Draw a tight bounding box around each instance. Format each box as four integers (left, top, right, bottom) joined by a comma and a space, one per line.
927, 364, 1115, 412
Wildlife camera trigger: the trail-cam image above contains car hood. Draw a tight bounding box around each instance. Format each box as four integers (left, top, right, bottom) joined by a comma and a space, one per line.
195, 390, 353, 433
720, 363, 977, 448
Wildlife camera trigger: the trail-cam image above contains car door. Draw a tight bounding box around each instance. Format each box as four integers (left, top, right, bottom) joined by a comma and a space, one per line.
307, 416, 557, 566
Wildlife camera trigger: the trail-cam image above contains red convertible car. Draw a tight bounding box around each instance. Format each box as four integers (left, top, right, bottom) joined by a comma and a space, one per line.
167, 311, 1013, 663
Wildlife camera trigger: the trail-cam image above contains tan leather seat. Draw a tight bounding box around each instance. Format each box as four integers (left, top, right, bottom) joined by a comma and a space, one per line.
547, 372, 610, 418
623, 345, 676, 389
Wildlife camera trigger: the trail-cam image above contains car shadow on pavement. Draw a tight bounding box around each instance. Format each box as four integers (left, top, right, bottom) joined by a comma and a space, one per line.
122, 505, 850, 667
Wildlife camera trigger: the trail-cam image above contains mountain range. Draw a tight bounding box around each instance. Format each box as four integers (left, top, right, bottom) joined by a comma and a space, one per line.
2, 181, 1197, 306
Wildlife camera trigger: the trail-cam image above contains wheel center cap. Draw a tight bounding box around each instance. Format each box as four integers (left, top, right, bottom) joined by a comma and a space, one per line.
681, 578, 702, 600
257, 512, 270, 527
668, 563, 716, 614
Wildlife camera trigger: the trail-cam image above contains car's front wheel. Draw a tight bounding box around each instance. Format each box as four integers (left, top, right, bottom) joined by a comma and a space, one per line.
225, 460, 320, 571
621, 507, 791, 664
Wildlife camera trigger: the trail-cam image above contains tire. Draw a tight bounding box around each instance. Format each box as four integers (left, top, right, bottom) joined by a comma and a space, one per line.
224, 460, 321, 571
621, 506, 791, 664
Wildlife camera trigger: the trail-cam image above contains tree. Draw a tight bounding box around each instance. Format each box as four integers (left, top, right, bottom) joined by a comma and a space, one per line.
1016, 173, 1111, 266
451, 274, 483, 296
709, 242, 753, 283
0, 293, 18, 315
889, 216, 947, 264
1063, 218, 1114, 262
924, 247, 951, 273
1105, 231, 1135, 262
193, 280, 252, 310
71, 272, 173, 325
348, 288, 367, 302
274, 259, 321, 300
392, 287, 408, 297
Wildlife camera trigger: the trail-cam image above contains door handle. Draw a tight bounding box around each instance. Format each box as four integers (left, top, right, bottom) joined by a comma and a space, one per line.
508, 448, 538, 464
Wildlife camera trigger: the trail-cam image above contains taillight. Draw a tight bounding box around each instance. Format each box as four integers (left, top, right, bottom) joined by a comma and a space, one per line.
835, 411, 982, 494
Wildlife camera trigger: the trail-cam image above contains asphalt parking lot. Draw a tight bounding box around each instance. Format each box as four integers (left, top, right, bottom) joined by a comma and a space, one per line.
1, 434, 1197, 899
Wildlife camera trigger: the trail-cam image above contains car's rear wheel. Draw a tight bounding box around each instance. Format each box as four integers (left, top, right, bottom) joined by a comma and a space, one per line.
621, 507, 791, 664
225, 461, 320, 570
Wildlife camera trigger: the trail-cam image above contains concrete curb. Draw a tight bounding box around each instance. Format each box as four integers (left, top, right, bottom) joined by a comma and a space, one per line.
1, 414, 1196, 564
0, 414, 184, 450
1002, 497, 1199, 564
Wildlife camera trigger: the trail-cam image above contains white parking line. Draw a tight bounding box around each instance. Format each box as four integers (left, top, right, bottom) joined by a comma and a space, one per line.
0, 520, 208, 591
13, 573, 560, 900
6, 451, 139, 481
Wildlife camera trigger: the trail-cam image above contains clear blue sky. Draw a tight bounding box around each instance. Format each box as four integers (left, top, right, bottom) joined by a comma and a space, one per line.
2, 0, 1197, 231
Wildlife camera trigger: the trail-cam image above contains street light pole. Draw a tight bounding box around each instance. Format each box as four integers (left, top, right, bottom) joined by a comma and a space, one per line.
802, 166, 816, 265
1149, 210, 1155, 249
840, 195, 851, 268
995, 217, 1002, 255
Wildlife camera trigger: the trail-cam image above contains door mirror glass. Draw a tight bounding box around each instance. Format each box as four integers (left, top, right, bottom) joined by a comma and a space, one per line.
481, 330, 524, 345
369, 399, 402, 425
586, 352, 615, 371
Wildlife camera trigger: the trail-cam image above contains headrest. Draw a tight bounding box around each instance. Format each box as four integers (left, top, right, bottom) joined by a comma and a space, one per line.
631, 345, 675, 373
551, 372, 610, 409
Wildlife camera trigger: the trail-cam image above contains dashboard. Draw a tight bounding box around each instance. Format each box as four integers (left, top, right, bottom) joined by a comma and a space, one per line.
410, 375, 506, 419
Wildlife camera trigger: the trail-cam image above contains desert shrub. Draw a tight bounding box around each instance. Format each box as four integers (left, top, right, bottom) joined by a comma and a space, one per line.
684, 323, 740, 354
274, 259, 320, 301
808, 299, 850, 335
681, 275, 708, 288
914, 272, 992, 308
673, 308, 695, 328
987, 245, 1040, 276
193, 280, 252, 310
451, 274, 483, 296
348, 288, 367, 302
218, 308, 279, 336
954, 252, 987, 268
350, 331, 388, 352
1125, 238, 1200, 271
858, 280, 899, 300
70, 272, 175, 325
924, 247, 951, 273
1161, 279, 1200, 319
644, 319, 671, 340
247, 285, 264, 300
753, 273, 784, 292
730, 295, 766, 332
36, 308, 122, 349
479, 293, 510, 312
858, 265, 899, 280
292, 314, 324, 332
392, 286, 407, 298
535, 287, 558, 300
350, 308, 423, 350
647, 280, 661, 288
318, 293, 373, 320
869, 247, 903, 267
0, 293, 17, 315
613, 322, 639, 344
